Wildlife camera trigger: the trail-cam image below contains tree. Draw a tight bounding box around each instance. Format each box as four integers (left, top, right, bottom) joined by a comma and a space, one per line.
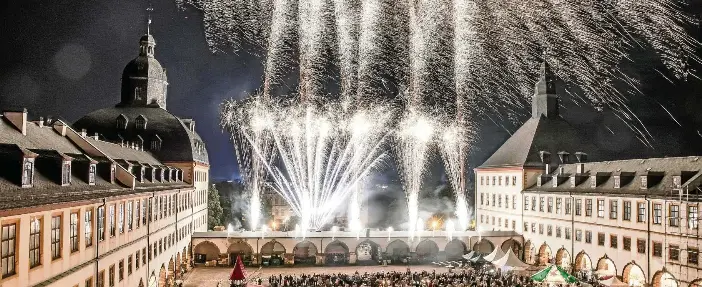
207, 185, 224, 230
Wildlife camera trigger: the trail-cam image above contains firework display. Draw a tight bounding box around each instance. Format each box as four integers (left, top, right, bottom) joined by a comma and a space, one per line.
204, 0, 699, 232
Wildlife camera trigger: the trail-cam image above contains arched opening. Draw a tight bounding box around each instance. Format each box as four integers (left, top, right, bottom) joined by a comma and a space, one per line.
501, 239, 522, 259
167, 258, 175, 286
227, 241, 254, 266
573, 251, 593, 279
260, 240, 286, 266
182, 247, 189, 272
385, 240, 410, 264
652, 270, 679, 287
690, 279, 702, 287
356, 240, 381, 265
595, 256, 617, 280
622, 262, 646, 287
324, 240, 349, 265
555, 248, 570, 270
415, 240, 440, 263
524, 240, 535, 264
472, 239, 495, 254
175, 253, 181, 279
193, 241, 220, 264
158, 265, 167, 287
445, 239, 467, 261
537, 243, 552, 266
293, 241, 318, 265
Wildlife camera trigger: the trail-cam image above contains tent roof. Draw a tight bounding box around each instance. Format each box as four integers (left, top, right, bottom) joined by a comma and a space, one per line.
484, 247, 506, 262
230, 255, 247, 281
531, 264, 578, 283
492, 249, 531, 270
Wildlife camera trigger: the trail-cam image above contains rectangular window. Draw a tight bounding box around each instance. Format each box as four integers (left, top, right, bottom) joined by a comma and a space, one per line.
540, 197, 545, 212
586, 199, 593, 216
498, 176, 502, 186
86, 277, 93, 287
505, 176, 509, 186
70, 212, 79, 252
624, 201, 631, 221
29, 218, 41, 268
565, 198, 572, 215
598, 233, 605, 246
142, 200, 147, 226
670, 204, 680, 227
492, 176, 495, 185
119, 259, 124, 281
689, 248, 699, 265
623, 237, 631, 251
610, 200, 618, 219
575, 229, 582, 241
513, 176, 517, 186
51, 215, 62, 260
98, 206, 106, 241
524, 196, 529, 210
128, 255, 133, 274
135, 200, 140, 228
637, 202, 646, 222
547, 225, 552, 236
670, 245, 679, 261
127, 202, 133, 231
539, 224, 544, 235
575, 199, 582, 215
498, 195, 502, 207
480, 176, 484, 185
653, 242, 662, 257
556, 226, 562, 238
481, 193, 484, 206
585, 231, 592, 243
556, 198, 562, 214
85, 209, 93, 247
1, 223, 17, 278
109, 205, 115, 237
637, 239, 646, 254
524, 223, 529, 232
512, 195, 517, 209
109, 265, 115, 287
547, 197, 553, 213
653, 204, 662, 225
98, 270, 105, 287
689, 205, 699, 229
505, 195, 508, 209
118, 203, 124, 234
597, 199, 605, 218
532, 197, 536, 211
610, 234, 618, 249
565, 227, 571, 240
492, 194, 495, 207
136, 250, 140, 269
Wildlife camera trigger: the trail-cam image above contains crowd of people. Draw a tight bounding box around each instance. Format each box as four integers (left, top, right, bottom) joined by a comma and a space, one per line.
251, 267, 601, 287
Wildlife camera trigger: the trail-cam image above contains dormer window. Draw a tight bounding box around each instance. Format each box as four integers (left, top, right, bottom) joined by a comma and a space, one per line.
116, 114, 128, 130
614, 176, 621, 189
61, 161, 71, 186
135, 115, 148, 130
22, 159, 34, 188
151, 135, 162, 151
134, 87, 144, 101
88, 164, 96, 185
673, 176, 682, 189
590, 175, 596, 188
110, 164, 116, 184
641, 176, 648, 190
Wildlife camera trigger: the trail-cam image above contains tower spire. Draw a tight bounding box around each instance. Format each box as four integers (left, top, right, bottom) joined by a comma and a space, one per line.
532, 48, 559, 119
146, 4, 153, 36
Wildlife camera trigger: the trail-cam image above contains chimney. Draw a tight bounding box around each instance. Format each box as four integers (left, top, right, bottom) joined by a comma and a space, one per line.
540, 151, 552, 174
38, 117, 44, 128
80, 129, 87, 137
3, 109, 28, 135
575, 152, 587, 174
557, 151, 570, 174
93, 133, 99, 140
53, 120, 68, 136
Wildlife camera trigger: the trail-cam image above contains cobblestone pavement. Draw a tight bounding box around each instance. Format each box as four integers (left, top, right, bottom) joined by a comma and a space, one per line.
183, 265, 448, 287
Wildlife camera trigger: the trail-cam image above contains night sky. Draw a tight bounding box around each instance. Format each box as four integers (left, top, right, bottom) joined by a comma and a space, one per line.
2, 0, 702, 183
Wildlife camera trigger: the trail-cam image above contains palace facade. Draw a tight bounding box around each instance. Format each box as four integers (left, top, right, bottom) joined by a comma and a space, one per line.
0, 31, 209, 287
476, 61, 702, 286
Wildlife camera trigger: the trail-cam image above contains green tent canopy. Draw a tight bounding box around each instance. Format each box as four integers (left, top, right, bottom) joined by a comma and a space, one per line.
531, 264, 579, 284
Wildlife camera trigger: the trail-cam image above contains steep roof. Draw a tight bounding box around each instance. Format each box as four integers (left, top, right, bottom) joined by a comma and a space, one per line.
479, 115, 598, 168
74, 106, 208, 164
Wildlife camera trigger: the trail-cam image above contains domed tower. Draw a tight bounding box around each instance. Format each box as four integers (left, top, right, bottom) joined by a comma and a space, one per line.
119, 33, 169, 109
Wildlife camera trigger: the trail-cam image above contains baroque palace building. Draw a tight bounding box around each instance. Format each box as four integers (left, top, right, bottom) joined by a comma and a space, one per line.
476, 61, 702, 286
0, 31, 209, 287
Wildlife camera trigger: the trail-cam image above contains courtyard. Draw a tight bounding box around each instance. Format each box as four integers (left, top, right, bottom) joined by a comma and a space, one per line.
182, 265, 448, 287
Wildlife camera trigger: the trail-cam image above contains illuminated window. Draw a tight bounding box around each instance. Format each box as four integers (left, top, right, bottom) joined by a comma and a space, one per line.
1, 223, 17, 278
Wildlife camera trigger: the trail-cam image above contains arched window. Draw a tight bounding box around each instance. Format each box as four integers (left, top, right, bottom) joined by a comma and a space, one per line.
135, 115, 147, 130
22, 159, 34, 187
116, 114, 128, 130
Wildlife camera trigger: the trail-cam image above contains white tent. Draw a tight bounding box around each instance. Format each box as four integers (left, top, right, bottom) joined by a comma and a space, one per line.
483, 246, 506, 262
462, 251, 476, 260
492, 249, 531, 270
598, 276, 628, 287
